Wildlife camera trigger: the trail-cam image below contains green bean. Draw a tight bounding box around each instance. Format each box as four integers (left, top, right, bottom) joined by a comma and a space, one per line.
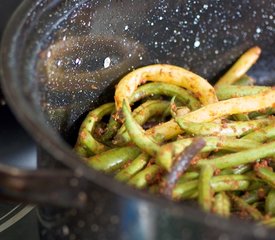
128, 165, 162, 189
248, 180, 267, 191
173, 188, 198, 200
74, 103, 114, 157
256, 167, 275, 188
265, 190, 275, 216
198, 164, 214, 211
100, 110, 121, 142
173, 187, 198, 200
210, 174, 253, 193
212, 174, 252, 182
219, 168, 234, 175
169, 96, 191, 119
175, 118, 272, 137
74, 144, 91, 158
234, 74, 255, 86
232, 113, 250, 121
146, 119, 182, 143
130, 82, 201, 110
233, 164, 252, 175
161, 103, 173, 121
216, 173, 252, 184
214, 46, 261, 88
215, 178, 252, 192
122, 100, 160, 156
261, 217, 275, 227
242, 190, 260, 204
213, 192, 231, 218
115, 153, 150, 182
198, 141, 275, 170
114, 100, 170, 146
216, 85, 270, 100
205, 137, 259, 151
172, 180, 198, 200
87, 146, 140, 173
174, 106, 191, 117
178, 171, 200, 183
219, 164, 252, 176
242, 123, 275, 142
210, 150, 231, 159
157, 136, 261, 171
185, 190, 199, 199
129, 100, 170, 125
249, 108, 275, 119
243, 186, 269, 203
170, 96, 178, 119
173, 175, 252, 200
211, 178, 250, 192
229, 194, 263, 220
232, 75, 256, 120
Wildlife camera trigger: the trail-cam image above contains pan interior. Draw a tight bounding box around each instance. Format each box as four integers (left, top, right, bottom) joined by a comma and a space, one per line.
16, 0, 274, 144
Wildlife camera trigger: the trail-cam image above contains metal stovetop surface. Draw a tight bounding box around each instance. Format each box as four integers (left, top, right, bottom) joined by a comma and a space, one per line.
0, 0, 40, 239
0, 106, 39, 240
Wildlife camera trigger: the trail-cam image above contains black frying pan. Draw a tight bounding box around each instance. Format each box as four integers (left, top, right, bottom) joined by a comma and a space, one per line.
1, 0, 275, 239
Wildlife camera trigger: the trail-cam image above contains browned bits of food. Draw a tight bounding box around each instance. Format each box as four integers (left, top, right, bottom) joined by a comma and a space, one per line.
74, 46, 275, 226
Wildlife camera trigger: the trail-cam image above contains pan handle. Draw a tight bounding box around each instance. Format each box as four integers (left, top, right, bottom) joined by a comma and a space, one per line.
0, 163, 88, 208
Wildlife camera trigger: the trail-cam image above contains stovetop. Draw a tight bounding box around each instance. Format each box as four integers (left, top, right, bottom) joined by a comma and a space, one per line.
0, 1, 40, 239
0, 106, 40, 240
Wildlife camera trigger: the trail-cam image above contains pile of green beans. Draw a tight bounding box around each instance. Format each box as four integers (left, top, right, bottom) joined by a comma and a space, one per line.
74, 46, 275, 226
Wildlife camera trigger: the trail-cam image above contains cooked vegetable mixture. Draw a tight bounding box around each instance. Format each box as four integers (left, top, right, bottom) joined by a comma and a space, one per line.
74, 46, 275, 226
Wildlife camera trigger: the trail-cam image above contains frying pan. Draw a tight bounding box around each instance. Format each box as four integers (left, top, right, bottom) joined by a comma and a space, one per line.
1, 0, 275, 239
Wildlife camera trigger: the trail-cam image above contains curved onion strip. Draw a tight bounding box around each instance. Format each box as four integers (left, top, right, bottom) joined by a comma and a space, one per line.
146, 90, 275, 141
114, 64, 218, 110
181, 89, 275, 122
215, 46, 261, 89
